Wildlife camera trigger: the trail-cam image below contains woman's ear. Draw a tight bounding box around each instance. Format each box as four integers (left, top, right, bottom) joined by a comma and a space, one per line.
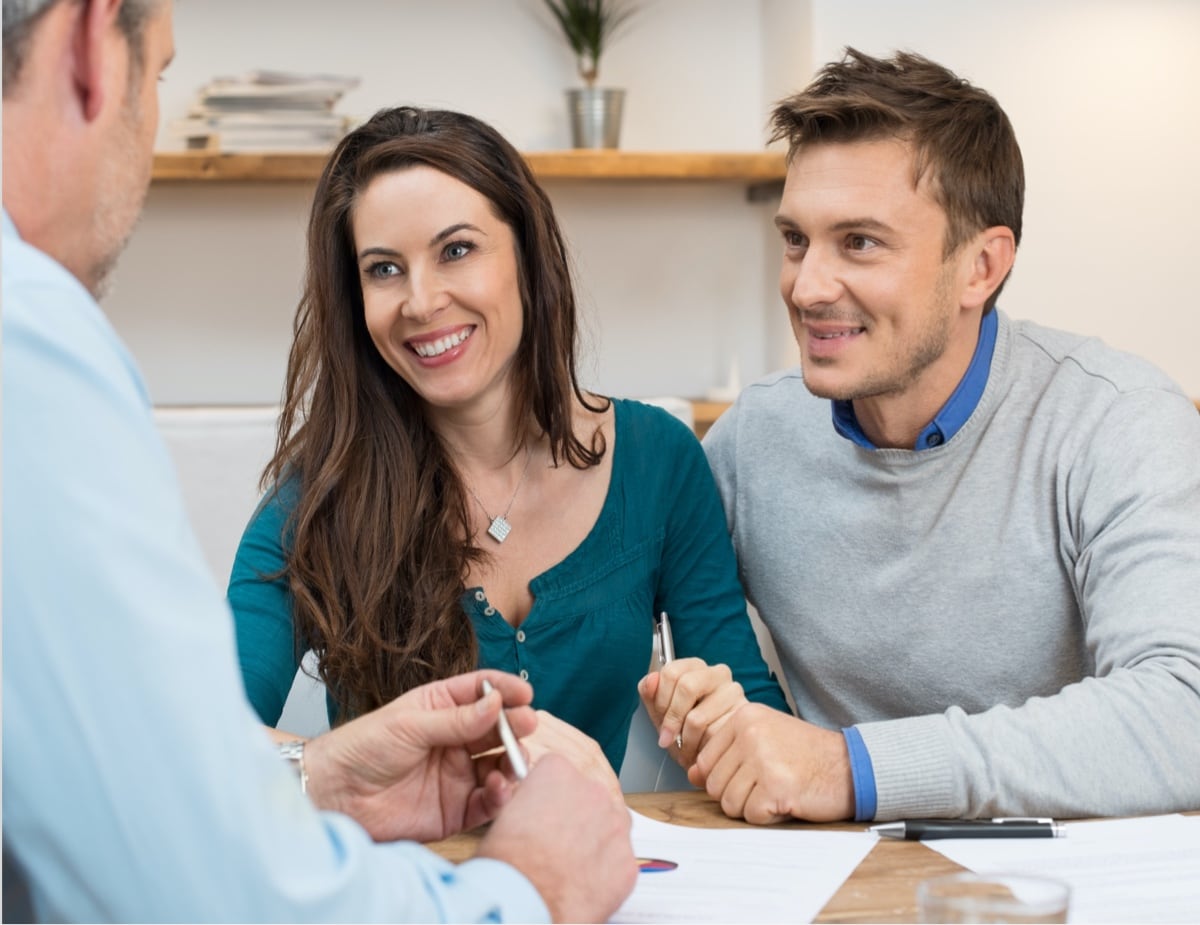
961, 226, 1017, 311
72, 0, 125, 122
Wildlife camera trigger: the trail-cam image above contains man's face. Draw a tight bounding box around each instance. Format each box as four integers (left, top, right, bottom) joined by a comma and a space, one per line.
91, 0, 174, 293
775, 138, 973, 409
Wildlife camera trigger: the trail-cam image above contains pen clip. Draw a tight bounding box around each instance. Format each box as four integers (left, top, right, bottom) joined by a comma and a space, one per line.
654, 611, 675, 669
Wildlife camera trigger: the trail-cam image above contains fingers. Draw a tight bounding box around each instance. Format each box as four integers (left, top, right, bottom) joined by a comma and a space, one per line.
478, 754, 637, 922
435, 669, 534, 710
464, 768, 515, 830
694, 702, 783, 824
393, 684, 535, 757
523, 710, 623, 801
650, 660, 743, 756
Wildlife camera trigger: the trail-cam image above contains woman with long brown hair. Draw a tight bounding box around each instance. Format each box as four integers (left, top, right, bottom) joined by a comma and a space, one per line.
228, 106, 788, 773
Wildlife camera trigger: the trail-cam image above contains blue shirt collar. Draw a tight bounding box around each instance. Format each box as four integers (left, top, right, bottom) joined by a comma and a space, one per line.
831, 309, 998, 451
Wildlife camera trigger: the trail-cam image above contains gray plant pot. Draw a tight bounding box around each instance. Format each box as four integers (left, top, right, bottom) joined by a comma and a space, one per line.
566, 87, 625, 149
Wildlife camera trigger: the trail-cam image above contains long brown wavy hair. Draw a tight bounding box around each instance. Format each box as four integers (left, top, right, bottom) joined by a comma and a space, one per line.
264, 106, 608, 722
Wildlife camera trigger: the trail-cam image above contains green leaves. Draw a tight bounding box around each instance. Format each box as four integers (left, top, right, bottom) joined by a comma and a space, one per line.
542, 0, 638, 86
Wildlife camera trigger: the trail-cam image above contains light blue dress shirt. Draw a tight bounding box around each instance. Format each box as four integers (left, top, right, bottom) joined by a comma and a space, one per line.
1, 212, 548, 923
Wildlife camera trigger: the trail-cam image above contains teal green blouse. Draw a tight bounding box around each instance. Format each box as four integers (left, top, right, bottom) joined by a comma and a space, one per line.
228, 398, 788, 770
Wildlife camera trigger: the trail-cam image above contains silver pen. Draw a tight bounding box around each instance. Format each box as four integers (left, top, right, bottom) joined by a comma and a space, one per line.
654, 611, 684, 750
481, 679, 528, 780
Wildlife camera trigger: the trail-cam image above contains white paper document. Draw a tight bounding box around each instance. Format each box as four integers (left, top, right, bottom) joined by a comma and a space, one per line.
923, 813, 1200, 923
610, 809, 878, 923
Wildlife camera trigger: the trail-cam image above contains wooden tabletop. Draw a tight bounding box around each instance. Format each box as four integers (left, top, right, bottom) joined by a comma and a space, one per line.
426, 789, 967, 923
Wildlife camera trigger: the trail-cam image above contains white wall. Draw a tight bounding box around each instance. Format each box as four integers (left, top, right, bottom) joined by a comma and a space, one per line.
109, 0, 786, 404
106, 0, 1200, 405
806, 0, 1200, 395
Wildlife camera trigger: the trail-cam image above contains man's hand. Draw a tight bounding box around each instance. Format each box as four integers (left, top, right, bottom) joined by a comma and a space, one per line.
689, 702, 855, 824
303, 670, 535, 842
477, 754, 637, 923
638, 657, 747, 767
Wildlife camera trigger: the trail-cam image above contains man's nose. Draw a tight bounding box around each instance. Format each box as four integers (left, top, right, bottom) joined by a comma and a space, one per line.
784, 247, 843, 310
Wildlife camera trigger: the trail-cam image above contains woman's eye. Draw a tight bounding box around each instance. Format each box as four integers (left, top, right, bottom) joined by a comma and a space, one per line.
444, 241, 473, 261
367, 261, 401, 278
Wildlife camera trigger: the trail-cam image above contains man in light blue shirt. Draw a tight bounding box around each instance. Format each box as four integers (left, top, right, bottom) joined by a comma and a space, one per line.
1, 1, 637, 921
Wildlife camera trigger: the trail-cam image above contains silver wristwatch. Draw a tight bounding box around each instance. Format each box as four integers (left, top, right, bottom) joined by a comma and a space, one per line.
278, 739, 308, 794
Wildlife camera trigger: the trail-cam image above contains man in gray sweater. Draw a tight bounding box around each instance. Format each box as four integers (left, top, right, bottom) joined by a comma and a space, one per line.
697, 48, 1200, 825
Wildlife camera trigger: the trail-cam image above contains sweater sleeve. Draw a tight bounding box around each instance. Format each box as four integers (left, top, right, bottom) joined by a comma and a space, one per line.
227, 482, 304, 726
648, 407, 789, 713
857, 388, 1200, 820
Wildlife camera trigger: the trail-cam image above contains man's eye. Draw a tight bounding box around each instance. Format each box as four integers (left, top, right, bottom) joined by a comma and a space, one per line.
846, 234, 877, 251
783, 231, 807, 248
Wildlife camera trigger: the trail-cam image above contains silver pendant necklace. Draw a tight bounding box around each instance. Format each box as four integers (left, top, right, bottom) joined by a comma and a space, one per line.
465, 446, 534, 544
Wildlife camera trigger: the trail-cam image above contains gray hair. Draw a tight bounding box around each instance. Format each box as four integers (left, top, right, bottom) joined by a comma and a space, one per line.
3, 0, 162, 94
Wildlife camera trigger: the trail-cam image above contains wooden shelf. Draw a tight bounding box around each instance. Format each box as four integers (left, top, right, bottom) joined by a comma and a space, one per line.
151, 150, 786, 184
689, 398, 732, 439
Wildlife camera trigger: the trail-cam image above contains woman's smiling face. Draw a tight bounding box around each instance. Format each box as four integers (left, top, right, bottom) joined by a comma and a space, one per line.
353, 165, 525, 417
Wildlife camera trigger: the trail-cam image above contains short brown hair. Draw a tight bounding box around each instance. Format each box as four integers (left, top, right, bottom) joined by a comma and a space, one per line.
771, 48, 1024, 310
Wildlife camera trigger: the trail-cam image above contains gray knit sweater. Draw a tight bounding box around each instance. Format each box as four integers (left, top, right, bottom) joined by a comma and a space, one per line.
703, 311, 1200, 820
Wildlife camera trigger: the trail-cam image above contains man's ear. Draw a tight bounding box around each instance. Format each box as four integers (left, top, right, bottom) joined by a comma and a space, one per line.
72, 0, 125, 122
960, 226, 1016, 311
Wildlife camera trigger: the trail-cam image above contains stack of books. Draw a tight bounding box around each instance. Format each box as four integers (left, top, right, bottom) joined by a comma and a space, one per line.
172, 70, 359, 152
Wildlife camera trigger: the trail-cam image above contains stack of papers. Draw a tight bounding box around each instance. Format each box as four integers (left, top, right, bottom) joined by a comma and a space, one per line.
171, 70, 359, 152
924, 813, 1200, 923
613, 810, 877, 923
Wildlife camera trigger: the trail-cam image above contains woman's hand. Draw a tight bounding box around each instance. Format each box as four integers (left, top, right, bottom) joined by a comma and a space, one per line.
638, 657, 747, 767
521, 709, 623, 802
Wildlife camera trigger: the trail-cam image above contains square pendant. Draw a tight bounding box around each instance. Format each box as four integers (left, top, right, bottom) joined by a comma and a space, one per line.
487, 515, 512, 543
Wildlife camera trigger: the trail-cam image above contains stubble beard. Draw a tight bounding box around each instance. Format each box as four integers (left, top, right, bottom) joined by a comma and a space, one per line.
799, 269, 956, 403
89, 87, 152, 298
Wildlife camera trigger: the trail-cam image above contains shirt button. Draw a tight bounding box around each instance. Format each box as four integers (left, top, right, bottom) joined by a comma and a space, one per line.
474, 590, 486, 602
516, 629, 526, 643
484, 606, 496, 616
519, 669, 529, 681
925, 432, 944, 447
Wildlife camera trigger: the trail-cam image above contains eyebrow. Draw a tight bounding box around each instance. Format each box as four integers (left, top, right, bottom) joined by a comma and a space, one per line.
357, 222, 486, 262
430, 222, 484, 246
774, 215, 898, 236
357, 246, 399, 262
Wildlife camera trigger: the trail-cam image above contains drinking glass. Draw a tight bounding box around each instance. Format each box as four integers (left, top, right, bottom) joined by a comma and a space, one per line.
917, 871, 1070, 923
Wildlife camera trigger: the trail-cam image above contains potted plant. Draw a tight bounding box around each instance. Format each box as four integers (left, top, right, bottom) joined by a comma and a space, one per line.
541, 0, 638, 148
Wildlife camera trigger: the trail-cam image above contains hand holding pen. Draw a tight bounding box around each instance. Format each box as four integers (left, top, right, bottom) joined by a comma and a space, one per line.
482, 678, 528, 780
640, 611, 750, 762
655, 611, 684, 750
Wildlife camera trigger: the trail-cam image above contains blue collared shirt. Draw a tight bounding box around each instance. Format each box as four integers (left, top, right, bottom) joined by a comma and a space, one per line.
832, 310, 998, 819
832, 310, 998, 451
1, 211, 548, 922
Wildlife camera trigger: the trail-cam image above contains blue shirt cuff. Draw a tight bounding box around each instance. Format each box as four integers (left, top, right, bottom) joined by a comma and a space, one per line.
842, 726, 877, 822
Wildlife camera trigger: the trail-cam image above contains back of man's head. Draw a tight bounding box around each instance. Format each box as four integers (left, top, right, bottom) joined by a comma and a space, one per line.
3, 0, 59, 93
771, 47, 1024, 274
3, 0, 160, 95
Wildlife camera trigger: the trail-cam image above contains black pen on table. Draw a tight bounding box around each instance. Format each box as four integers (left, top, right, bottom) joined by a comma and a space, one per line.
870, 818, 1065, 840
653, 611, 684, 751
